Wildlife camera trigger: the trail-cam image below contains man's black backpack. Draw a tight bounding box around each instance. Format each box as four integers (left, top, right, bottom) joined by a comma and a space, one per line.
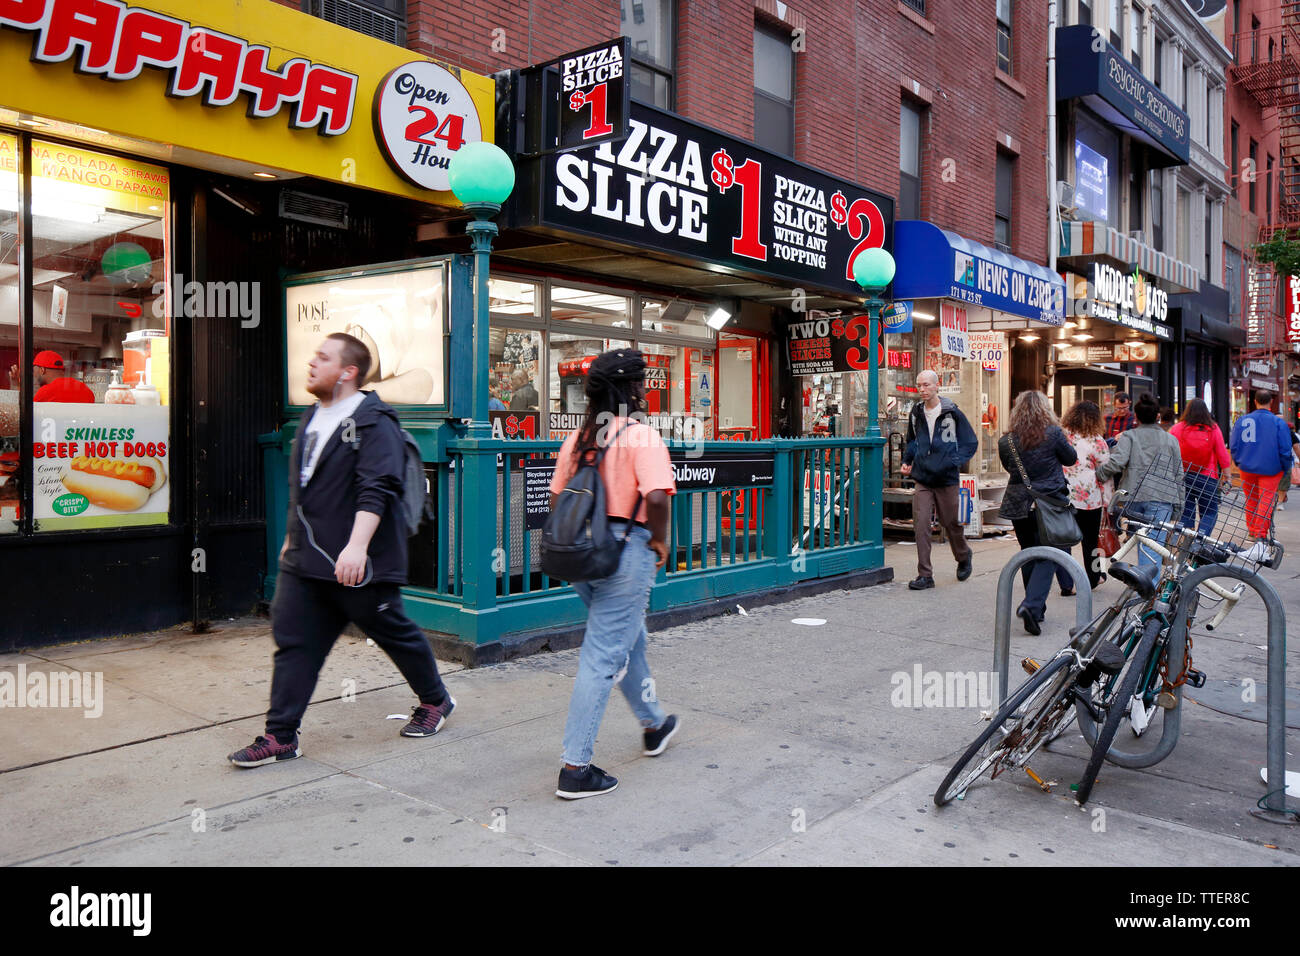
541, 423, 640, 582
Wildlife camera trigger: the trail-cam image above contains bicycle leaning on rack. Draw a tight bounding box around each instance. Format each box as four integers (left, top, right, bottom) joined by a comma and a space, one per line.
934, 455, 1283, 808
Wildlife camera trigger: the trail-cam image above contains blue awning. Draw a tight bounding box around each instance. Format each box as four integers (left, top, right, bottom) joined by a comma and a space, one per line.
892, 220, 1065, 326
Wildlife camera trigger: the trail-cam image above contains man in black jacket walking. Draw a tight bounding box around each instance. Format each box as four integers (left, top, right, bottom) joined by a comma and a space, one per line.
229, 333, 453, 767
901, 370, 979, 590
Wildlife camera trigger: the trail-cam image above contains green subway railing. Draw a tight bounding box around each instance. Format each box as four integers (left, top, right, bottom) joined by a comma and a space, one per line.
263, 428, 886, 649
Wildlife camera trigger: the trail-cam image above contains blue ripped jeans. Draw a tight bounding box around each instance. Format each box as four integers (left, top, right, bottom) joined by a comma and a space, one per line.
561, 523, 667, 767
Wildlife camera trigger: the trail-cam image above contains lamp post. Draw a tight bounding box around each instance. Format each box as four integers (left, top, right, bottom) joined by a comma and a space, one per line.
448, 142, 516, 434
852, 247, 897, 439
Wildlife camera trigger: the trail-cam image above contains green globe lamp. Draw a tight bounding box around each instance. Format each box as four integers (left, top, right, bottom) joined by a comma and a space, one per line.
449, 142, 516, 430
852, 247, 896, 438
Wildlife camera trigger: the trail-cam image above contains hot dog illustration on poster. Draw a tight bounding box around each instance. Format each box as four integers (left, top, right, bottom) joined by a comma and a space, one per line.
32, 404, 169, 529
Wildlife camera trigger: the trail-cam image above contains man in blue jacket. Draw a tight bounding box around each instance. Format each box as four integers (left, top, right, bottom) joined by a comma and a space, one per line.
1229, 388, 1292, 561
901, 369, 979, 589
229, 333, 453, 767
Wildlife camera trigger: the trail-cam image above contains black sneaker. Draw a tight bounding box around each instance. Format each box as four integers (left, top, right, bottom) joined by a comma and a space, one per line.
908, 575, 934, 590
556, 764, 619, 800
400, 696, 456, 737
956, 556, 973, 581
643, 714, 680, 756
228, 733, 301, 768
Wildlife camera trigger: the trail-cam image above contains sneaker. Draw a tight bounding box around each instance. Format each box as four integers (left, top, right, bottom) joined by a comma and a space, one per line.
228, 733, 300, 768
400, 696, 456, 737
956, 556, 973, 581
556, 764, 619, 800
907, 575, 935, 590
643, 714, 680, 756
1238, 540, 1271, 565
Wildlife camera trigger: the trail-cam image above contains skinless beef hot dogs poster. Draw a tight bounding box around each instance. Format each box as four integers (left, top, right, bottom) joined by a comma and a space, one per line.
32, 405, 169, 529
514, 101, 894, 297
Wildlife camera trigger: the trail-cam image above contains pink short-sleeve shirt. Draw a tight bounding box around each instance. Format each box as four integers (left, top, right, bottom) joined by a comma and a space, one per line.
549, 417, 677, 523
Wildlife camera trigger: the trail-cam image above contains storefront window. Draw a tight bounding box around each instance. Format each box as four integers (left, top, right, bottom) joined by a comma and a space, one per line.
641, 298, 713, 339
640, 341, 714, 439
490, 328, 543, 413
551, 285, 631, 330
2, 136, 171, 533
489, 278, 538, 321
547, 332, 633, 438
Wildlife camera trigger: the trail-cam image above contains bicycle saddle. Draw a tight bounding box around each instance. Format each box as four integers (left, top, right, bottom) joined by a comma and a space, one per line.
1107, 560, 1159, 599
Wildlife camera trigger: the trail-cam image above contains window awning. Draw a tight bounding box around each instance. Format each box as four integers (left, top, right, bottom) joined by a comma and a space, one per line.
1058, 220, 1200, 294
891, 220, 1065, 325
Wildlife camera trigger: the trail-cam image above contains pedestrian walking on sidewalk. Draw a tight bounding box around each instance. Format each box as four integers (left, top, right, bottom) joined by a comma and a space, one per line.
997, 390, 1077, 635
901, 369, 978, 590
1169, 398, 1230, 537
228, 333, 454, 768
1095, 394, 1183, 570
1229, 388, 1292, 561
548, 349, 680, 799
1059, 400, 1111, 591
1104, 391, 1137, 447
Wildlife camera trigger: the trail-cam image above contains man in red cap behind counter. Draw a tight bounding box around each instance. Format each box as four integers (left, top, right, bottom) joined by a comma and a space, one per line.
7, 350, 95, 403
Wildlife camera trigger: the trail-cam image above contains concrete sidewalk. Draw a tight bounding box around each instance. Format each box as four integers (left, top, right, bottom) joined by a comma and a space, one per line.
3, 514, 1299, 866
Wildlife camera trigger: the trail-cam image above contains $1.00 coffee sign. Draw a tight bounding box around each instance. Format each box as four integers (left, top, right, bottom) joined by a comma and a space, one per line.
517, 101, 893, 298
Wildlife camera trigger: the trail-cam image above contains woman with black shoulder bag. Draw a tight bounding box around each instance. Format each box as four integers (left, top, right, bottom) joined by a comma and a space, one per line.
997, 390, 1079, 635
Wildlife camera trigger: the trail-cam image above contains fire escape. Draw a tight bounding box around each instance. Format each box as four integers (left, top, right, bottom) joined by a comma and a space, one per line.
1228, 4, 1300, 364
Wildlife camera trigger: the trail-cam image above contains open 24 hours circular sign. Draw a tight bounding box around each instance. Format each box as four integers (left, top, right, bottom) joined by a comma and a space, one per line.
374, 62, 483, 192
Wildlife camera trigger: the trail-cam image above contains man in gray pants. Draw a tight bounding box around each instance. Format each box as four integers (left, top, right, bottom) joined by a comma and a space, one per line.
901, 370, 979, 589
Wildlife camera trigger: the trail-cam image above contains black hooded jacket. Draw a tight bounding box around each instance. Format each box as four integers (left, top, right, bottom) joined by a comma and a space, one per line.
279, 391, 409, 585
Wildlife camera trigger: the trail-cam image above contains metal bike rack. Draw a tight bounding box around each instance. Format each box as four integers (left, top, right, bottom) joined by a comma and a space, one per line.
992, 546, 1093, 709
1166, 565, 1296, 824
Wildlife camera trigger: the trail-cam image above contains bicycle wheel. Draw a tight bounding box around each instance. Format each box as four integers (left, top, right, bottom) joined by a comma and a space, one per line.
1075, 615, 1145, 748
934, 654, 1075, 806
1073, 615, 1162, 806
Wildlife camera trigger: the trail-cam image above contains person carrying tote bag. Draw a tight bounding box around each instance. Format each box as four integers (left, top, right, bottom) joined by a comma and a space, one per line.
997, 391, 1078, 635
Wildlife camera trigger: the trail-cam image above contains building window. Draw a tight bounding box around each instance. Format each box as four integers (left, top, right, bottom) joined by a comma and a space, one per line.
1266, 154, 1274, 224
901, 0, 926, 13
1, 135, 174, 535
996, 0, 1013, 75
1205, 201, 1213, 279
1182, 65, 1190, 111
1231, 121, 1239, 197
1150, 170, 1164, 251
1251, 16, 1259, 63
1232, 0, 1240, 60
899, 102, 923, 220
995, 151, 1014, 250
624, 0, 675, 110
1130, 3, 1142, 72
1110, 0, 1123, 49
1249, 138, 1258, 212
1078, 0, 1092, 26
1127, 142, 1145, 235
303, 0, 405, 46
1225, 246, 1241, 321
1177, 188, 1191, 263
1154, 36, 1163, 87
753, 22, 795, 156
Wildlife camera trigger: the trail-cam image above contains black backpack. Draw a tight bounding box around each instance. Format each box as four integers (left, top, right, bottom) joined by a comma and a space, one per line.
541, 423, 641, 582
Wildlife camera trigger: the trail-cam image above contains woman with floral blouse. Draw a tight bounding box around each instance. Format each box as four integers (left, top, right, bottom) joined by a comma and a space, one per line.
1059, 400, 1112, 591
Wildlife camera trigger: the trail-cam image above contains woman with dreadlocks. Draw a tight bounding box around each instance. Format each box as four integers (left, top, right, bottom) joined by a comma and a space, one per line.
547, 349, 680, 798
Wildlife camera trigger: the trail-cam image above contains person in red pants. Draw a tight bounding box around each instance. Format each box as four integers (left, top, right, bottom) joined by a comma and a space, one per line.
1229, 388, 1292, 563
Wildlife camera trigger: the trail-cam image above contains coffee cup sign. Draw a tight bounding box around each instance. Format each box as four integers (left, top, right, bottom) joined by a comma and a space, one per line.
375, 62, 483, 191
